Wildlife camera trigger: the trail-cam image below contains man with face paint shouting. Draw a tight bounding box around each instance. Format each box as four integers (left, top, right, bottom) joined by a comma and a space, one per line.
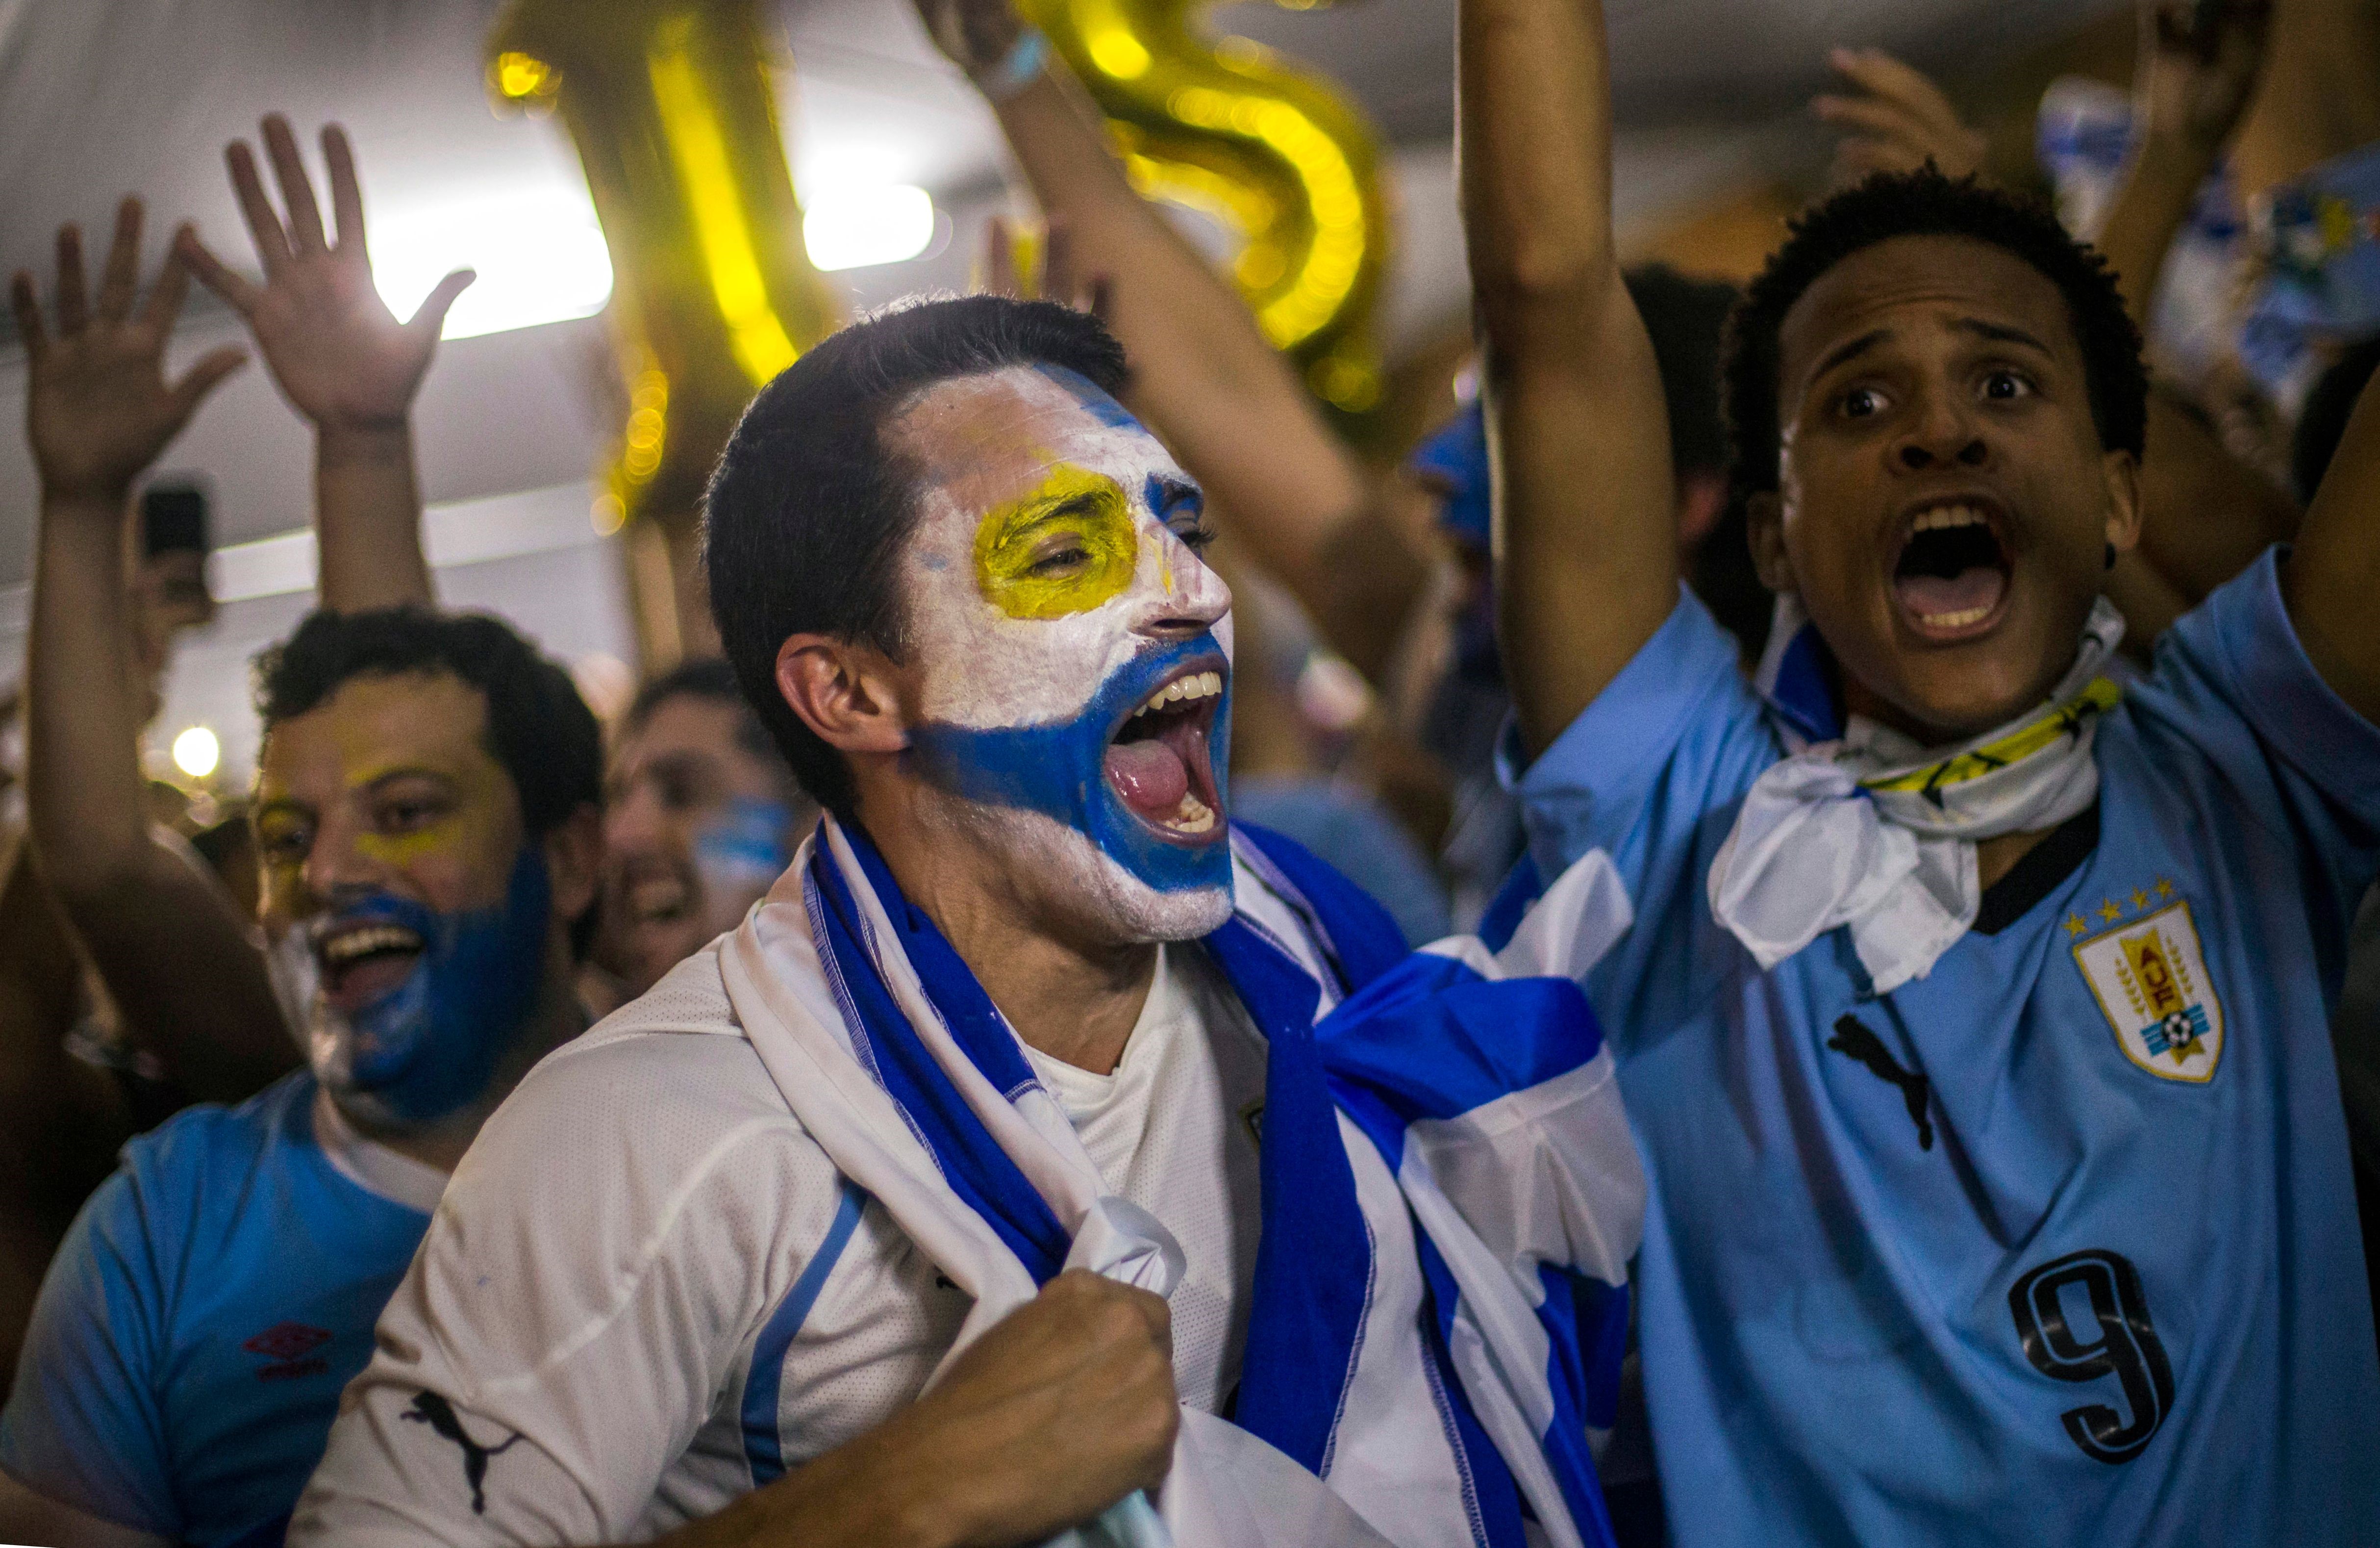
294, 297, 1647, 1548
0, 139, 605, 1548
0, 607, 604, 1548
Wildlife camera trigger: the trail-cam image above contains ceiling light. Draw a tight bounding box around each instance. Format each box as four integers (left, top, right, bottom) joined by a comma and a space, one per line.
172, 726, 221, 779
370, 187, 614, 340
802, 185, 935, 272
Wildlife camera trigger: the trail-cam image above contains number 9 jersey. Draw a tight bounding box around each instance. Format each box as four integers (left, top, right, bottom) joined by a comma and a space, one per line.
1503, 551, 2380, 1546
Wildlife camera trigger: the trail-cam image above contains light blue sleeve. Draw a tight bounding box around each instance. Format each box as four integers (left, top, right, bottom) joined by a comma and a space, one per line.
2140, 547, 2380, 970
0, 1166, 179, 1537
1505, 591, 1781, 1051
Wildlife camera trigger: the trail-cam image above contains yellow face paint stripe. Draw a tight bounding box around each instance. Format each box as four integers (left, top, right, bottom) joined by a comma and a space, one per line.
973, 464, 1140, 621
1861, 677, 2122, 794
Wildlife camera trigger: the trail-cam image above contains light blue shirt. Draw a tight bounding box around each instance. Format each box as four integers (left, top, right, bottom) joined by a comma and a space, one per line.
1513, 550, 2380, 1545
0, 1072, 436, 1548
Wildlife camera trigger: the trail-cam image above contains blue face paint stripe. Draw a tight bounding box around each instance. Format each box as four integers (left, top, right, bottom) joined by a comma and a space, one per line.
329, 846, 552, 1124
742, 1181, 869, 1485
905, 634, 1233, 896
1033, 363, 1140, 430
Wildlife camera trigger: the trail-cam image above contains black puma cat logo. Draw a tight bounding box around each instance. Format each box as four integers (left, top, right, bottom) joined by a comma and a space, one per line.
402, 1391, 523, 1514
1827, 1015, 1934, 1150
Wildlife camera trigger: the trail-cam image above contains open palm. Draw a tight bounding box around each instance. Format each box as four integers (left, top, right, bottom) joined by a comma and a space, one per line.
9, 201, 246, 505
177, 115, 473, 432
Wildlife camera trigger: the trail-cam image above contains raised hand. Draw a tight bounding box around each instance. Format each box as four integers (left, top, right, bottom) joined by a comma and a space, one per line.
1812, 49, 1988, 186
2137, 0, 2274, 150
9, 201, 246, 507
176, 115, 472, 433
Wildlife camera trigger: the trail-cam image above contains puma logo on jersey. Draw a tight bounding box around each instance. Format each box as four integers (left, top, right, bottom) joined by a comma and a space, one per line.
403, 1391, 523, 1514
1827, 1015, 1934, 1150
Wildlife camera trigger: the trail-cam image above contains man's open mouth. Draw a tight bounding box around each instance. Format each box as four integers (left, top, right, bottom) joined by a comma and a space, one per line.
313, 918, 426, 1015
1103, 664, 1226, 842
613, 855, 696, 931
1889, 498, 2015, 640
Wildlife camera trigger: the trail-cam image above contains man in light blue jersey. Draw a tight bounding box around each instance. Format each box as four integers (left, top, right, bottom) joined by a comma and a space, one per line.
0, 601, 605, 1548
1461, 0, 2380, 1542
0, 140, 605, 1546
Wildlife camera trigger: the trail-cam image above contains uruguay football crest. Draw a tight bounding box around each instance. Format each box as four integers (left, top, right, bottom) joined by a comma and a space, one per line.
2072, 897, 2224, 1083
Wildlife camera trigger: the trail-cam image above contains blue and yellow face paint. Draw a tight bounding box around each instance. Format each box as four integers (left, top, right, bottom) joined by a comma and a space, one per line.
973, 464, 1143, 622
296, 848, 553, 1125
906, 635, 1233, 896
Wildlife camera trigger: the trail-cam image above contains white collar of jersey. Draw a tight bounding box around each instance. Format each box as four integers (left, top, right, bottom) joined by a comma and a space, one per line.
1710, 597, 2126, 992
310, 1083, 450, 1215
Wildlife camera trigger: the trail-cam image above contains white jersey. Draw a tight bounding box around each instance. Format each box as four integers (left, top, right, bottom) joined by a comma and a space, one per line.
293, 915, 1487, 1546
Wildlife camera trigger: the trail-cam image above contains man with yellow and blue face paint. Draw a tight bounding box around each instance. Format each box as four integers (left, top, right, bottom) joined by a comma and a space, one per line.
294, 297, 1649, 1548
0, 609, 604, 1548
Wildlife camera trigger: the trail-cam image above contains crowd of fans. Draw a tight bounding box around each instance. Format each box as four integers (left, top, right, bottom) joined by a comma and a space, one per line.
1, 0, 2377, 1544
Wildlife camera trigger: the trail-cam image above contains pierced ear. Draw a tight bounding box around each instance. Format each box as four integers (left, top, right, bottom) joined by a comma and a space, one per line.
542, 802, 605, 925
2101, 448, 2145, 558
775, 634, 910, 756
1745, 490, 1794, 594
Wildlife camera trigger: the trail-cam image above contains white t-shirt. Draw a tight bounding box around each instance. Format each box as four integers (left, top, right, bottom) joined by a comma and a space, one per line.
294, 925, 1482, 1548
1019, 945, 1268, 1416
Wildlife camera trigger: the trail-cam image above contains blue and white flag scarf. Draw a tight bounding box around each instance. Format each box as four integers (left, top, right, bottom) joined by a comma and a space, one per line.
720, 813, 1643, 1548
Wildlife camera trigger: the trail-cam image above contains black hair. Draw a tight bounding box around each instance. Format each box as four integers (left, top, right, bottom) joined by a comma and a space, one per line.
2291, 337, 2380, 507
254, 607, 604, 949
622, 656, 783, 772
1721, 166, 2149, 520
704, 295, 1129, 817
1626, 264, 1739, 477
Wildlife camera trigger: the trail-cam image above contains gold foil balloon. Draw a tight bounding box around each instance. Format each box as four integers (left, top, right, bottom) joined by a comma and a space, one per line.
487, 0, 841, 663
1020, 0, 1388, 412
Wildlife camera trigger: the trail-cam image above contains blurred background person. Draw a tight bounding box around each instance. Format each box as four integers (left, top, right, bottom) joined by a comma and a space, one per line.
585, 657, 813, 1011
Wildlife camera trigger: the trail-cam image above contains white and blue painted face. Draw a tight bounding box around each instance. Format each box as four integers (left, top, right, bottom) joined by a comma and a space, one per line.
884, 363, 1236, 941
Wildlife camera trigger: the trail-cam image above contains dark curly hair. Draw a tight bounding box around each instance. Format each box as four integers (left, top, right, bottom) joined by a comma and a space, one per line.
1721, 167, 2148, 520
254, 607, 604, 953
704, 294, 1129, 818
254, 607, 602, 841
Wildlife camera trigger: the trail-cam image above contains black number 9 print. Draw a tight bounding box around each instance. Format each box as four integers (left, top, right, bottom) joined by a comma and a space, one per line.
2006, 1249, 2175, 1464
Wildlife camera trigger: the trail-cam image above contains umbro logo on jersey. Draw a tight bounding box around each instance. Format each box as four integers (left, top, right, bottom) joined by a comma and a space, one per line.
2072, 895, 2224, 1084
242, 1322, 331, 1381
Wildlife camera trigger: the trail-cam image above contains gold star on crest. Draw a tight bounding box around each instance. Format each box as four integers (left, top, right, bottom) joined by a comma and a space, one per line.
2099, 899, 2123, 922
2130, 888, 2151, 910
2065, 913, 2088, 936
2154, 878, 2174, 899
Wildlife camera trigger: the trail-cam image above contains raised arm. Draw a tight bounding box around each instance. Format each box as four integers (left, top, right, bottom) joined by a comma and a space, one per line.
915, 0, 1431, 683
0, 834, 131, 1398
177, 116, 471, 613
1461, 0, 1676, 757
2096, 0, 2273, 338
9, 203, 296, 1104
2284, 360, 2380, 721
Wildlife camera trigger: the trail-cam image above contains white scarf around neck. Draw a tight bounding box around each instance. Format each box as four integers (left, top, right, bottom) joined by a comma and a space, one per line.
1708, 596, 2126, 992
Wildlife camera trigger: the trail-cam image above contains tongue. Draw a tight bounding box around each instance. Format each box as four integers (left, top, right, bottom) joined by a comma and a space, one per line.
327, 951, 421, 1013
1104, 739, 1189, 817
1895, 564, 2006, 621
